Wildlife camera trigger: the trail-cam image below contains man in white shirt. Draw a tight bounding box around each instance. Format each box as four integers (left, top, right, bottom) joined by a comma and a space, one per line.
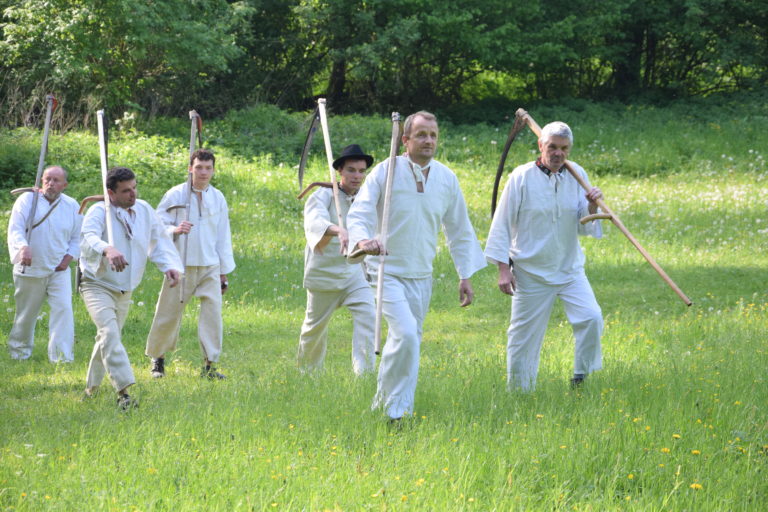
6, 166, 81, 362
80, 167, 182, 409
144, 149, 235, 380
298, 144, 375, 375
484, 121, 604, 391
347, 111, 486, 421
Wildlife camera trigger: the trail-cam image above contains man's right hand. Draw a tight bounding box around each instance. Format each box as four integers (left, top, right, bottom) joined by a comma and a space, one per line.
104, 246, 128, 272
355, 239, 384, 256
174, 221, 193, 235
497, 262, 516, 296
19, 246, 32, 266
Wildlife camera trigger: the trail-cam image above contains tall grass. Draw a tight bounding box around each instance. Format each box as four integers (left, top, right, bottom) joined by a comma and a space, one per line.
1, 97, 766, 510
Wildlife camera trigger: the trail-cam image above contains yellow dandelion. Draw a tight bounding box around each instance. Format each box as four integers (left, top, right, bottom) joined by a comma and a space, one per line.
560, 445, 567, 449
536, 414, 544, 419
672, 434, 681, 439
690, 483, 703, 490
147, 467, 158, 474
628, 474, 634, 480
661, 447, 671, 453
401, 495, 408, 502
691, 450, 701, 455
625, 496, 631, 501
45, 495, 51, 500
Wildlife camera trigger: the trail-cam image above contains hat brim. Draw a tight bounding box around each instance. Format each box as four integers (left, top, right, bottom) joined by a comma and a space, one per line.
333, 154, 374, 170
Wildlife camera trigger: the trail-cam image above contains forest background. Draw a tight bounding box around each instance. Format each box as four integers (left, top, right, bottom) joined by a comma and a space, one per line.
2, 0, 767, 128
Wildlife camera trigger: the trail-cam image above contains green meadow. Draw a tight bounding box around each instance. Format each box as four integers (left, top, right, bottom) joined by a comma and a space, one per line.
1, 98, 767, 511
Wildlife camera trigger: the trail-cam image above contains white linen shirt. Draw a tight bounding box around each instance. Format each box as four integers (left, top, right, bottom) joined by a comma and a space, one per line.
303, 187, 364, 290
347, 156, 486, 280
79, 199, 182, 292
155, 183, 236, 274
7, 192, 81, 277
484, 160, 602, 285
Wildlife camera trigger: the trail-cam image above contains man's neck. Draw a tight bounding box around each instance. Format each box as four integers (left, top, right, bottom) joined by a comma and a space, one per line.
409, 156, 432, 168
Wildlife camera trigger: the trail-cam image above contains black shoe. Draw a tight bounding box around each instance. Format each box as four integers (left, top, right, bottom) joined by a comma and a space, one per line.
117, 393, 138, 410
570, 375, 585, 389
201, 365, 226, 380
150, 357, 165, 378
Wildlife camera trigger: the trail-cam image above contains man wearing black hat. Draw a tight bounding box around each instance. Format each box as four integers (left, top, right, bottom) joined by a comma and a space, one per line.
297, 144, 376, 375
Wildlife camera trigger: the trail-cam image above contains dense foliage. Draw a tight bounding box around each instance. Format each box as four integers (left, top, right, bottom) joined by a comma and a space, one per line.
1, 0, 767, 123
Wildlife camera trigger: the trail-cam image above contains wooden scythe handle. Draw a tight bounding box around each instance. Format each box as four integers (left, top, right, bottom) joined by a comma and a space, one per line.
580, 213, 613, 224
515, 108, 692, 306
296, 181, 332, 200
78, 195, 105, 215
373, 111, 402, 355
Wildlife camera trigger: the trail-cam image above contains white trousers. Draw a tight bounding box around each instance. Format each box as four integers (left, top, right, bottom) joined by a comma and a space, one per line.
145, 265, 223, 363
507, 268, 603, 390
8, 269, 75, 362
297, 283, 376, 375
372, 274, 432, 419
81, 280, 135, 392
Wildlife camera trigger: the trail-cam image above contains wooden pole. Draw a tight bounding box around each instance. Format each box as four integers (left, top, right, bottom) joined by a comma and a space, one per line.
374, 112, 402, 354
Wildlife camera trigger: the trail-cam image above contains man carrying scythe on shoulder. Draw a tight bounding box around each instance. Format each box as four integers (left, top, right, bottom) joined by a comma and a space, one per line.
296, 144, 377, 375
347, 111, 486, 422
485, 121, 604, 392
7, 166, 82, 362
144, 149, 236, 380
80, 166, 183, 409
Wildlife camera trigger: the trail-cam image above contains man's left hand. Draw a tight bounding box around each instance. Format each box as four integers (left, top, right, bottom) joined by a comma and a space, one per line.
54, 254, 74, 272
459, 279, 474, 307
220, 274, 229, 294
165, 269, 181, 287
586, 187, 603, 214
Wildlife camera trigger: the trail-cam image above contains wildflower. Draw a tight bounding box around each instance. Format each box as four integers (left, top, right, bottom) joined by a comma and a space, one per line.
690, 483, 703, 490
628, 474, 634, 480
691, 450, 701, 455
661, 447, 670, 453
672, 434, 681, 439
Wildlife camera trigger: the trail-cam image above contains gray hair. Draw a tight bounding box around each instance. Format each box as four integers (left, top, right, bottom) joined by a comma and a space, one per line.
540, 122, 573, 145
403, 111, 437, 137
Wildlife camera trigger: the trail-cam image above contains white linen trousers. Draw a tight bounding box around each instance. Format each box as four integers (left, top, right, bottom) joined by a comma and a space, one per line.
297, 282, 376, 375
8, 269, 74, 362
507, 267, 602, 391
371, 274, 432, 419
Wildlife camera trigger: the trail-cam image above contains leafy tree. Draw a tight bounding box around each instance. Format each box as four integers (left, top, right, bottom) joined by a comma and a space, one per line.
1, 0, 240, 123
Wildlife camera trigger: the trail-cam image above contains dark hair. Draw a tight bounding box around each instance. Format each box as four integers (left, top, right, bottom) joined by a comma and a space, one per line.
190, 148, 215, 167
106, 167, 135, 191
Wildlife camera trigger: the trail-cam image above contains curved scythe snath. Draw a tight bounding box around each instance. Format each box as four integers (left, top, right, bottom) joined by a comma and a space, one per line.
298, 106, 321, 193
491, 113, 527, 217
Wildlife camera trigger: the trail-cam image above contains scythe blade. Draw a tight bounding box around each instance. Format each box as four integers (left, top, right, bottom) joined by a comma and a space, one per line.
491, 113, 527, 217
298, 106, 320, 192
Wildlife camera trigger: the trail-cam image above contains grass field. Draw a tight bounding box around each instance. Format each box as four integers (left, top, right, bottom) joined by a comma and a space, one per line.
1, 101, 767, 510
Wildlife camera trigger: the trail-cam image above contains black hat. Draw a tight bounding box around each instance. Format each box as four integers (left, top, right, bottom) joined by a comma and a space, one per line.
333, 144, 374, 170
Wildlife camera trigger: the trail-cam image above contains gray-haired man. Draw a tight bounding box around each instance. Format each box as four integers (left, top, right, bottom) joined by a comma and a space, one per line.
484, 121, 605, 391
